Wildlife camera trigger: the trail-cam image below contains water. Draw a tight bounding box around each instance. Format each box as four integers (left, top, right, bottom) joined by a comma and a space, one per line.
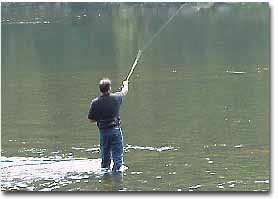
1, 2, 270, 191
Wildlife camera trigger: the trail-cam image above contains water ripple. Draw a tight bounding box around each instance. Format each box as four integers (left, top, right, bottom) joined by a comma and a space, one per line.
1, 156, 102, 191
69, 144, 178, 154
125, 144, 177, 152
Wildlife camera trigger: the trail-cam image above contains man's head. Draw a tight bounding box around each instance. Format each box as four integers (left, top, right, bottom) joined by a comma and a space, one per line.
99, 78, 111, 94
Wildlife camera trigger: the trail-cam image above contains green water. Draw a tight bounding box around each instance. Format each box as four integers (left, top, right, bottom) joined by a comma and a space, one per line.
1, 2, 270, 191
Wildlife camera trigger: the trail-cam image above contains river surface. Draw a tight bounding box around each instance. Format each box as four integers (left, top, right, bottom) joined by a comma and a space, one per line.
1, 2, 270, 191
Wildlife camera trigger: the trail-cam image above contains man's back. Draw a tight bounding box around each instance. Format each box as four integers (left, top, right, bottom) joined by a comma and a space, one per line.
88, 92, 123, 129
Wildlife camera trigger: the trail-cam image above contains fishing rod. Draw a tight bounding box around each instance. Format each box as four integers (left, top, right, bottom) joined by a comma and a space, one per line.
125, 50, 142, 82
122, 3, 186, 83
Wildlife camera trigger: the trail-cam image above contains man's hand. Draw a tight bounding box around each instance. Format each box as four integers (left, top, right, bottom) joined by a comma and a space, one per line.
121, 80, 129, 96
123, 80, 128, 86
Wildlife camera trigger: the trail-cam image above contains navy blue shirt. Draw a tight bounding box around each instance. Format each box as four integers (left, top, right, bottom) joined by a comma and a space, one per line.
88, 92, 123, 129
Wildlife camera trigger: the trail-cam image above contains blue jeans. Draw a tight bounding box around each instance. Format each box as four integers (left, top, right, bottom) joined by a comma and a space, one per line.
99, 127, 123, 171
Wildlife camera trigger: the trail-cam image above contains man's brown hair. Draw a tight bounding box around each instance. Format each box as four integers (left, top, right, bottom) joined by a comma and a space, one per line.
99, 78, 111, 93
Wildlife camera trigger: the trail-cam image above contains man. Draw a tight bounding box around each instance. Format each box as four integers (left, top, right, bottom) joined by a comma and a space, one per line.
88, 78, 128, 172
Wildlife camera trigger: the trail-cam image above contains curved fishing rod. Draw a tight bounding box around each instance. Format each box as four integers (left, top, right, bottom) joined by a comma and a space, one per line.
122, 3, 186, 83
125, 50, 142, 82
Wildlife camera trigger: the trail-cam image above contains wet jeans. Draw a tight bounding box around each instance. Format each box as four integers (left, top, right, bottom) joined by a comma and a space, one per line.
99, 127, 123, 171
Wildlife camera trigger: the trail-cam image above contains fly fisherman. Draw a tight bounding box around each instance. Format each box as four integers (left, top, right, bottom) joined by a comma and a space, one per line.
88, 78, 129, 172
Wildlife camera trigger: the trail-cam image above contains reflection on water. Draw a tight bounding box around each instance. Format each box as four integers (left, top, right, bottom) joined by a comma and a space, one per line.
1, 2, 270, 191
1, 143, 270, 191
100, 172, 124, 191
1, 156, 101, 191
1, 142, 270, 191
1, 144, 177, 191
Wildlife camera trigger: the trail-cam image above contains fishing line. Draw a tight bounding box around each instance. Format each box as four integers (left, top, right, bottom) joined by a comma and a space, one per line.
123, 3, 186, 82
140, 3, 186, 53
